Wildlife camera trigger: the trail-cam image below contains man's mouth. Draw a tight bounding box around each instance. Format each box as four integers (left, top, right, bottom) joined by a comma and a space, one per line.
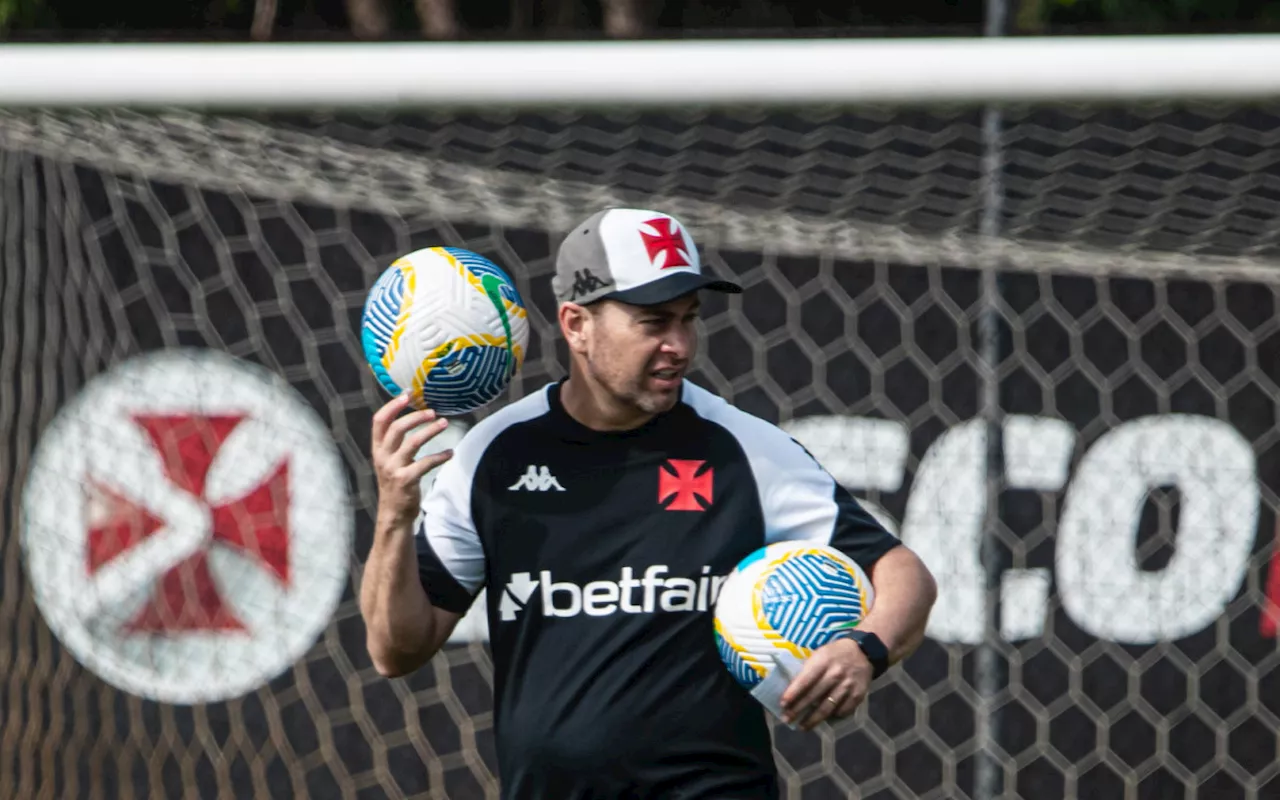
650, 368, 682, 386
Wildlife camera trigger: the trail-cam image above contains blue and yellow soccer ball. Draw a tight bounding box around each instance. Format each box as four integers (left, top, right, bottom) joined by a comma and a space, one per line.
713, 541, 875, 691
361, 247, 529, 416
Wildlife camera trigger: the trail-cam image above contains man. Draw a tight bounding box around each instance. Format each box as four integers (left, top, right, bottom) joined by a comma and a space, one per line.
359, 208, 937, 799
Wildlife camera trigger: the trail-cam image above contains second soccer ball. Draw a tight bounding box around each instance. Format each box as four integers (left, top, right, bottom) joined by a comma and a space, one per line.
713, 541, 875, 691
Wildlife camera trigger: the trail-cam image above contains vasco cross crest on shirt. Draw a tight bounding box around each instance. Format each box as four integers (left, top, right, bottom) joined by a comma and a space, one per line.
658, 459, 714, 511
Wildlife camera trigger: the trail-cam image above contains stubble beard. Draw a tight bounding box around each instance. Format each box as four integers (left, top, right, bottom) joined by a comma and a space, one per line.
588, 353, 677, 418
632, 387, 678, 415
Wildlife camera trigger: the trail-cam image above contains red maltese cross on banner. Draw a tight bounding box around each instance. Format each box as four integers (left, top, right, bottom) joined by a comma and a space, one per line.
85, 414, 290, 633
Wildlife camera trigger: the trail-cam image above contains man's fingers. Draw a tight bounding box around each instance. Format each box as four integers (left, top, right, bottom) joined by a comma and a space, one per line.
371, 392, 413, 445
383, 408, 438, 458
836, 684, 865, 718
800, 677, 861, 731
780, 655, 836, 723
789, 665, 842, 728
400, 417, 450, 460
404, 448, 455, 483
779, 654, 825, 712
392, 417, 453, 482
798, 695, 838, 731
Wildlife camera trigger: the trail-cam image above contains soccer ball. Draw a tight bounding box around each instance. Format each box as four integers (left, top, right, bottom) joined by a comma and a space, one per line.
360, 247, 530, 416
713, 541, 875, 691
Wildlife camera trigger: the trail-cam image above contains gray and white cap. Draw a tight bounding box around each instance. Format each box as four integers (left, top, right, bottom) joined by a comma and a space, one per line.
551, 208, 742, 306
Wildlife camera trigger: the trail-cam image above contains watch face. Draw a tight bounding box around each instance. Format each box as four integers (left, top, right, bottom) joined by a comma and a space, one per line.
850, 631, 889, 676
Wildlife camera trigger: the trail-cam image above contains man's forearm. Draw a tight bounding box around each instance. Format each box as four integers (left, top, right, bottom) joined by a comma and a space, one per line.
857, 545, 938, 664
779, 543, 937, 726
360, 513, 439, 675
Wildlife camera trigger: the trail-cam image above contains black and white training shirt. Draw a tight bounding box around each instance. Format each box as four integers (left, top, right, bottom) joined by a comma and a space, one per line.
415, 379, 900, 799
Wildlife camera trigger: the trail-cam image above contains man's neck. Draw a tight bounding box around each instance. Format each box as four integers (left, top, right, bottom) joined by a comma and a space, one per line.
559, 374, 656, 432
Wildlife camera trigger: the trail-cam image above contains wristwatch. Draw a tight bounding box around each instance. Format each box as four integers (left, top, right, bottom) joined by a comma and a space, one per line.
843, 630, 890, 679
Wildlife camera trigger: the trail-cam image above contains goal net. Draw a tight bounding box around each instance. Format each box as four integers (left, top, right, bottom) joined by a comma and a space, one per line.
3, 98, 1280, 800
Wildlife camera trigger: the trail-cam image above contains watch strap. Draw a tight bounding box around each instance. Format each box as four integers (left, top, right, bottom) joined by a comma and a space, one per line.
845, 630, 890, 679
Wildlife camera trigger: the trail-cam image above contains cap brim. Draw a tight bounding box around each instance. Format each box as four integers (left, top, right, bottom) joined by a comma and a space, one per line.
599, 271, 742, 306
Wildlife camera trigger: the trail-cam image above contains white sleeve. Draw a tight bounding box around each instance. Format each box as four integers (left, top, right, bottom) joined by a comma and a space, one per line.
415, 451, 485, 613
683, 384, 900, 569
759, 430, 900, 568
413, 387, 553, 613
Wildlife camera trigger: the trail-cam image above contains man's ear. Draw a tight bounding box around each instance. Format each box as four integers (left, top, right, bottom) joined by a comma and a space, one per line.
559, 302, 592, 354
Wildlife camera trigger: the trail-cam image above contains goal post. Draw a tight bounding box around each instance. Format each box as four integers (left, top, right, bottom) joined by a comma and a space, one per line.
4, 35, 1280, 800
5, 35, 1280, 107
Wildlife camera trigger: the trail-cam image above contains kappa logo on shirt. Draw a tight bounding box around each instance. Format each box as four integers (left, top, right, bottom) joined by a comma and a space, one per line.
508, 465, 565, 492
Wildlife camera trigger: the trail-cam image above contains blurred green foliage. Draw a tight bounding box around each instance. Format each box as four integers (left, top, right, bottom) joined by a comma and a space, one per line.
0, 0, 52, 33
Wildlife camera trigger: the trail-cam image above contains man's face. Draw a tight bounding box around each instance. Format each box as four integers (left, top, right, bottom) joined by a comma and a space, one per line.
581, 293, 701, 416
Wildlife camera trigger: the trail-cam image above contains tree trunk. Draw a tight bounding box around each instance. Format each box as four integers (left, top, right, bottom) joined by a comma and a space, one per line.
346, 0, 390, 39
1016, 0, 1045, 33
250, 0, 278, 41
415, 0, 459, 39
600, 0, 641, 38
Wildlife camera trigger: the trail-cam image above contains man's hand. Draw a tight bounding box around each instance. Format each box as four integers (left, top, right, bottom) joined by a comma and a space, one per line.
774, 545, 937, 731
372, 392, 453, 526
778, 638, 873, 731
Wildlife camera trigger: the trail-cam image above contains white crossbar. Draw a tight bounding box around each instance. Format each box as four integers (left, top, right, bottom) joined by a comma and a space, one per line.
3, 35, 1280, 108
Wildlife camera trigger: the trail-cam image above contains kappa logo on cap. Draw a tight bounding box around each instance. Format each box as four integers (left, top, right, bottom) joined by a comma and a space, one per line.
639, 216, 692, 270
568, 268, 608, 300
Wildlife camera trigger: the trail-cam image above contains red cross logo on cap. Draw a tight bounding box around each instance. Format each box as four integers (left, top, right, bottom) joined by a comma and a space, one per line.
639, 216, 692, 270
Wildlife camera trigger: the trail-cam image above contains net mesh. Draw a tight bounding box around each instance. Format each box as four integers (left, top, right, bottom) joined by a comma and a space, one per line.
2, 104, 1280, 800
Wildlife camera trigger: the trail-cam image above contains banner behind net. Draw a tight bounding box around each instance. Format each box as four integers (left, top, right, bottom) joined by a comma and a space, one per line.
2, 105, 1279, 800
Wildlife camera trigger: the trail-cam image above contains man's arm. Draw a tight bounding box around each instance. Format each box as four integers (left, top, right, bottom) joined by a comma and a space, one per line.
751, 426, 937, 729
693, 397, 937, 728
846, 543, 937, 665
360, 511, 462, 677
359, 393, 478, 678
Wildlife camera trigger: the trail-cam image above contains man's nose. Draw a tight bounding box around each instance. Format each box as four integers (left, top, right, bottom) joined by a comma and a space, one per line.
660, 323, 693, 359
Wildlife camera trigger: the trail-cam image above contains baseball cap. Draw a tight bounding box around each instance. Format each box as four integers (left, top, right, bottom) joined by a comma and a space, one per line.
551, 208, 742, 306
